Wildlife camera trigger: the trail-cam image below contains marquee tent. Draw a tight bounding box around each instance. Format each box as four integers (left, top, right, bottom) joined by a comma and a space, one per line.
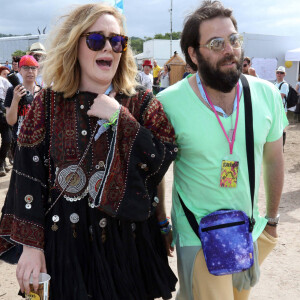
285, 47, 300, 61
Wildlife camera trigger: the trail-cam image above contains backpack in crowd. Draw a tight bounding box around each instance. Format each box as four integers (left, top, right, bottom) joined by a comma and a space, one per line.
279, 82, 298, 108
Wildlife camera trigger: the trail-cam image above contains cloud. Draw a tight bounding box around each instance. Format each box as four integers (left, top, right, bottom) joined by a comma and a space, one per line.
0, 0, 299, 39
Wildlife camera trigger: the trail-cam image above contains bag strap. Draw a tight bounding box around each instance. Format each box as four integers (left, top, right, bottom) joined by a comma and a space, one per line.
178, 74, 255, 237
240, 74, 255, 231
278, 82, 284, 90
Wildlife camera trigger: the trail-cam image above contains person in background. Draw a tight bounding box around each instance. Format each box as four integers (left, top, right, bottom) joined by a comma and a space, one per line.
158, 64, 171, 92
182, 63, 195, 78
295, 74, 300, 95
27, 42, 47, 87
153, 60, 162, 94
27, 42, 46, 63
0, 75, 12, 176
0, 4, 177, 299
274, 66, 288, 112
274, 66, 288, 147
4, 61, 11, 71
242, 57, 257, 77
138, 59, 153, 91
9, 57, 23, 83
294, 75, 300, 121
157, 1, 287, 299
0, 67, 10, 79
5, 55, 41, 156
0, 66, 14, 165
10, 57, 20, 74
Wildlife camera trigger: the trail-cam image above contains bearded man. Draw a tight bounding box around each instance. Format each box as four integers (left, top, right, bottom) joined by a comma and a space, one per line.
157, 1, 288, 299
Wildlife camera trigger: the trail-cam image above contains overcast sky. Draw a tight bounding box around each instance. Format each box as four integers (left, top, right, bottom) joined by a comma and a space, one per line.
0, 0, 299, 38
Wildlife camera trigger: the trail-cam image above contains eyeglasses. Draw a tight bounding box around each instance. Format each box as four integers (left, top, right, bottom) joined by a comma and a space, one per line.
22, 66, 38, 71
199, 34, 243, 52
33, 54, 42, 60
276, 71, 285, 75
81, 32, 128, 53
243, 63, 248, 67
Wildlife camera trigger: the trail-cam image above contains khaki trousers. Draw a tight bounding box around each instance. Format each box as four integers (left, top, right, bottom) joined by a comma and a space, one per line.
192, 230, 278, 300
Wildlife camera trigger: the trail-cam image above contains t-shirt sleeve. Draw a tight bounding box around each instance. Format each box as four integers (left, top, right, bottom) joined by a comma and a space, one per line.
280, 83, 289, 96
266, 90, 287, 142
4, 86, 14, 107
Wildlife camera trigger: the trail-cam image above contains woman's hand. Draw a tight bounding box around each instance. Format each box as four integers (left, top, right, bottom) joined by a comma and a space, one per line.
87, 91, 120, 120
13, 85, 26, 103
16, 246, 47, 294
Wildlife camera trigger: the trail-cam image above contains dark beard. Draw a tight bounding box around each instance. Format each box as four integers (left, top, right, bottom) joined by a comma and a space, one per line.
196, 49, 244, 93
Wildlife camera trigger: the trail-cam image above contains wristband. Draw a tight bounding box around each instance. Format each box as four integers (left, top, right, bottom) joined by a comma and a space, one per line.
158, 217, 170, 226
161, 223, 172, 235
103, 107, 120, 129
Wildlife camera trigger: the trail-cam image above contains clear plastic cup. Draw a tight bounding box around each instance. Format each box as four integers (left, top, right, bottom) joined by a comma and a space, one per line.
25, 273, 51, 300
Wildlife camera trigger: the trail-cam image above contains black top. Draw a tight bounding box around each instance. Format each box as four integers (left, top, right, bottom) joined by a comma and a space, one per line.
4, 86, 35, 140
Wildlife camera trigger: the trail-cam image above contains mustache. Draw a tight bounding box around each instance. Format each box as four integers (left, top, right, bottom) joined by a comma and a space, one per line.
216, 55, 240, 68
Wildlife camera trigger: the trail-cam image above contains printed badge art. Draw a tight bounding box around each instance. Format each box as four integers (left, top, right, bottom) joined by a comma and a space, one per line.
220, 160, 239, 188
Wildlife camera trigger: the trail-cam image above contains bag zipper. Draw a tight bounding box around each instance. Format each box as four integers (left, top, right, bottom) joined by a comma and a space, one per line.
201, 220, 245, 232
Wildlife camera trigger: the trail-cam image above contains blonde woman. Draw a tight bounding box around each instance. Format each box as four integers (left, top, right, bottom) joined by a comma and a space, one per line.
0, 4, 177, 299
159, 64, 171, 92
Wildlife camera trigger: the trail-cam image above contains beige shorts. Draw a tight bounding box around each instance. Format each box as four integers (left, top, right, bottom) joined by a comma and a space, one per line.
175, 229, 278, 300
192, 230, 278, 300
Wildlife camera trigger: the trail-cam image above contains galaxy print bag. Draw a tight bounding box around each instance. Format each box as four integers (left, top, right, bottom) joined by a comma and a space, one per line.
198, 209, 254, 275
178, 75, 256, 276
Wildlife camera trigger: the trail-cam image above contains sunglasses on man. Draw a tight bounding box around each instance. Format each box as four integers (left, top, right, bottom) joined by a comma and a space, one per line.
199, 33, 243, 52
243, 63, 248, 67
276, 72, 285, 75
81, 32, 128, 53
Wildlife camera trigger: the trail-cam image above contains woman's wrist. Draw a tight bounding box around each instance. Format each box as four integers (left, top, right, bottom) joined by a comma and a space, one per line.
158, 217, 172, 235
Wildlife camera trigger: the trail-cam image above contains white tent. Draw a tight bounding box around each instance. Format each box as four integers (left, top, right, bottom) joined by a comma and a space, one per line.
285, 48, 300, 61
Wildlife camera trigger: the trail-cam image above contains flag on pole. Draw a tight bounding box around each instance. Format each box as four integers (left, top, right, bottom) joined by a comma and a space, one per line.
115, 0, 124, 13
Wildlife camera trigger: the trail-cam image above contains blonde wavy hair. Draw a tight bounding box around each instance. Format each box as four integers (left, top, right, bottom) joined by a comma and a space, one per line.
42, 3, 137, 98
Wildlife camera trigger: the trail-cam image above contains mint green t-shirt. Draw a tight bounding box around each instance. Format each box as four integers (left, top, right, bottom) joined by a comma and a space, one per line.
157, 75, 287, 247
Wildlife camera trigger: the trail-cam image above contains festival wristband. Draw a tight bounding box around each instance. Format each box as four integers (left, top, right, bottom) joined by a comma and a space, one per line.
161, 223, 172, 235
103, 107, 120, 129
158, 217, 170, 226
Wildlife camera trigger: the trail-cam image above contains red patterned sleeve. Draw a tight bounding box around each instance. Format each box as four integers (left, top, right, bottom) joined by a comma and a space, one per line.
95, 88, 177, 221
142, 97, 176, 144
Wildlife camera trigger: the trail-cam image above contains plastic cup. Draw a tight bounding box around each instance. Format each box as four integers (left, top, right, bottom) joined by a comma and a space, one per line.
25, 273, 51, 300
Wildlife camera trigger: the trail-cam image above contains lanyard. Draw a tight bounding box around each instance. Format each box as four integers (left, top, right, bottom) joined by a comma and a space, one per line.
201, 77, 240, 155
196, 72, 239, 118
94, 84, 115, 141
105, 84, 113, 95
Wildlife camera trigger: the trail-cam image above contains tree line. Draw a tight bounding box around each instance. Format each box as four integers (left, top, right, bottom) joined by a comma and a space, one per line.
1, 31, 181, 57
130, 32, 181, 54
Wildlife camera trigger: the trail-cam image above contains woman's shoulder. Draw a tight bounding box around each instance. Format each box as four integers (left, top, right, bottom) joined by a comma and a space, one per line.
117, 85, 154, 121
119, 85, 152, 105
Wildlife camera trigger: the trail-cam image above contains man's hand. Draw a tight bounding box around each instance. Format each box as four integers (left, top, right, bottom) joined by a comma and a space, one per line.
163, 230, 174, 257
16, 246, 47, 294
264, 224, 278, 238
